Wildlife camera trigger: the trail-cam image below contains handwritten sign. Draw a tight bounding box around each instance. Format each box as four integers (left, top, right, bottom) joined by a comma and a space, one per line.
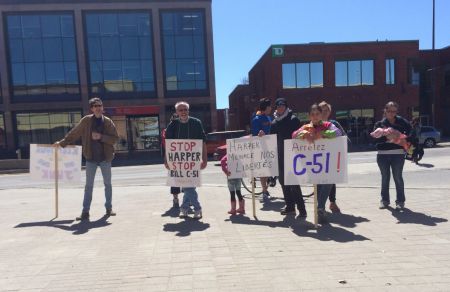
30, 144, 82, 182
166, 139, 203, 187
226, 134, 278, 179
284, 136, 348, 184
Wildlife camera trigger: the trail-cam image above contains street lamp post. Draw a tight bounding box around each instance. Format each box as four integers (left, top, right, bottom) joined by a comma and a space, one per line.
431, 0, 436, 126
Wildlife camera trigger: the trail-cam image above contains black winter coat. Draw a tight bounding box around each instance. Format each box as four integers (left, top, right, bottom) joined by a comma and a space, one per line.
270, 110, 301, 168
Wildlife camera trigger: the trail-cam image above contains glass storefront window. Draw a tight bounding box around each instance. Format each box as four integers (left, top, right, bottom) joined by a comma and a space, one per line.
7, 14, 80, 101
335, 108, 374, 144
335, 60, 374, 87
85, 12, 155, 98
0, 114, 6, 149
282, 62, 323, 89
15, 111, 82, 148
112, 115, 160, 151
161, 10, 208, 95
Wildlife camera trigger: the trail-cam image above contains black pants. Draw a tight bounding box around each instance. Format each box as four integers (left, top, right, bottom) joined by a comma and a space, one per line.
279, 168, 305, 212
329, 184, 336, 203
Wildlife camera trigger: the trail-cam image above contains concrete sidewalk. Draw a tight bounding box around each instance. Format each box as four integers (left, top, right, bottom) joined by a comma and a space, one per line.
1, 181, 449, 291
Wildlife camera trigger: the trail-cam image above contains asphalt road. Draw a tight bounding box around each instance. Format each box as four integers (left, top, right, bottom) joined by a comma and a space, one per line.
1, 146, 449, 190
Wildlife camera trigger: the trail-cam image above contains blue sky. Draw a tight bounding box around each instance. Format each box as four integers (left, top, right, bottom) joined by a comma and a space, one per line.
212, 0, 450, 109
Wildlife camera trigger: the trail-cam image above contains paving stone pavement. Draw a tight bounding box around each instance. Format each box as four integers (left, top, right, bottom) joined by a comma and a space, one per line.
1, 178, 450, 291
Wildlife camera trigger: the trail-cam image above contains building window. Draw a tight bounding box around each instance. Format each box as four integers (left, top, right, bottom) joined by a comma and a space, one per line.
15, 111, 81, 148
6, 14, 80, 102
0, 113, 6, 149
161, 10, 208, 96
386, 58, 395, 85
85, 12, 155, 98
335, 60, 374, 87
282, 62, 323, 89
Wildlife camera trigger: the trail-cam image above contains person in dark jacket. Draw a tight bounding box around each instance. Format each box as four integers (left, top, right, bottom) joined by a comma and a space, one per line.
372, 101, 411, 210
270, 98, 306, 217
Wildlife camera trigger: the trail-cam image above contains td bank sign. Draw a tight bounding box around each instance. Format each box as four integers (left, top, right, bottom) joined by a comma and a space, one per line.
271, 45, 284, 57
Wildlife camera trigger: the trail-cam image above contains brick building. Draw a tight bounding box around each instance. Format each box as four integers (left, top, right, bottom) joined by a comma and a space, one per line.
229, 40, 450, 141
0, 0, 216, 159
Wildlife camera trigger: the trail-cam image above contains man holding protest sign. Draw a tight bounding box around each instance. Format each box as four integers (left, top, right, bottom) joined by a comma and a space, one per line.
55, 97, 119, 220
164, 101, 207, 219
251, 98, 272, 201
270, 98, 306, 217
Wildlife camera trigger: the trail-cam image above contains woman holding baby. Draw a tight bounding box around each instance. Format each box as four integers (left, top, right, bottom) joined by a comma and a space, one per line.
372, 101, 412, 211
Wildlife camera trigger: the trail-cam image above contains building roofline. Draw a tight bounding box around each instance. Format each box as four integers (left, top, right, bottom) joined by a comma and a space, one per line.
248, 39, 420, 74
276, 39, 419, 47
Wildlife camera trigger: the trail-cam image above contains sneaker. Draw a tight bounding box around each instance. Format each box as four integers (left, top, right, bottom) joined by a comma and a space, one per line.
179, 209, 188, 218
76, 212, 89, 221
193, 209, 202, 219
317, 209, 327, 224
379, 201, 389, 209
261, 191, 270, 202
395, 202, 405, 211
173, 197, 179, 208
329, 202, 341, 213
106, 209, 116, 216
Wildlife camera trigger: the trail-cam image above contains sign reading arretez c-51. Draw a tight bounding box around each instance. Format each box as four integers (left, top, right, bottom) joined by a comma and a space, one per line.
272, 45, 284, 57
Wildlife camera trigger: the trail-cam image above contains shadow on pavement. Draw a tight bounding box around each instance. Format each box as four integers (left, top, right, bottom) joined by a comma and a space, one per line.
291, 224, 370, 242
163, 220, 210, 237
226, 214, 370, 242
413, 162, 434, 168
389, 208, 448, 226
161, 206, 180, 218
260, 200, 285, 213
15, 215, 112, 235
327, 213, 370, 228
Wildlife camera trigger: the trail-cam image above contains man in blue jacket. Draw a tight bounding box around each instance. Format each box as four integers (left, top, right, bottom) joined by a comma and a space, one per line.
251, 98, 272, 201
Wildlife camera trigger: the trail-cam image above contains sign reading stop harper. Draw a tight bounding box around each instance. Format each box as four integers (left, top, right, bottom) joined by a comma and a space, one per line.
226, 134, 279, 179
284, 136, 348, 184
30, 144, 82, 182
166, 139, 203, 187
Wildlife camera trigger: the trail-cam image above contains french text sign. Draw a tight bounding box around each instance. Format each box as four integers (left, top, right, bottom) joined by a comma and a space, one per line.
227, 134, 279, 179
166, 139, 203, 187
30, 144, 82, 182
284, 136, 348, 184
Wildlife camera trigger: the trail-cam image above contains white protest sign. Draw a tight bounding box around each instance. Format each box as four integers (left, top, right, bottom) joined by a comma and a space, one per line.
166, 139, 203, 187
284, 136, 348, 184
226, 134, 278, 179
30, 144, 82, 183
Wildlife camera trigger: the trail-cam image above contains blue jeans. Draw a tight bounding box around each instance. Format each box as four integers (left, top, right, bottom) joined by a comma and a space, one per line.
180, 188, 201, 211
83, 161, 112, 212
317, 184, 333, 210
376, 154, 405, 204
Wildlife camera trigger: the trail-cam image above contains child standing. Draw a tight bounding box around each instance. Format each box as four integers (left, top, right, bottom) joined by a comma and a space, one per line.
220, 155, 245, 214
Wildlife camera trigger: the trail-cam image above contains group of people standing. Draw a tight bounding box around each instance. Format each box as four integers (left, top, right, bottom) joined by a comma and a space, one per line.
248, 98, 345, 222
55, 96, 418, 223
